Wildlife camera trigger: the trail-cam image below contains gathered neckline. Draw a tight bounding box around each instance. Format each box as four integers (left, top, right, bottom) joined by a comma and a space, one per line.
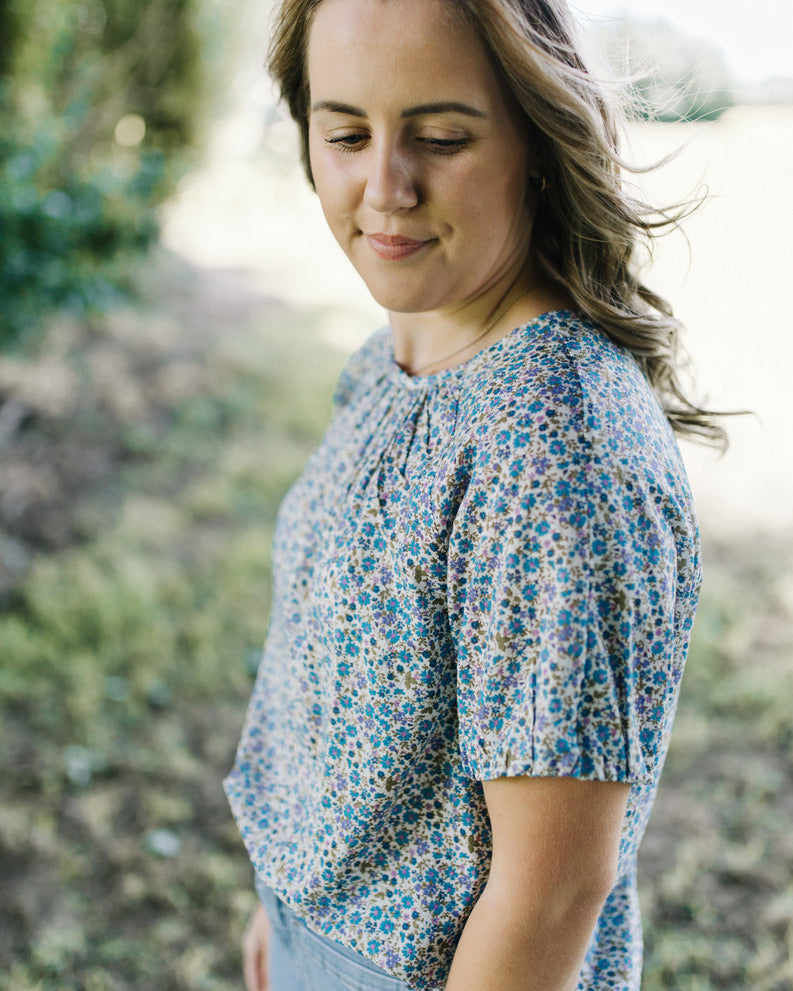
386, 309, 577, 390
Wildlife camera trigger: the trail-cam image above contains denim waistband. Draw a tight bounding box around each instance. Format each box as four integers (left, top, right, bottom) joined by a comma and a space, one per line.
254, 875, 415, 991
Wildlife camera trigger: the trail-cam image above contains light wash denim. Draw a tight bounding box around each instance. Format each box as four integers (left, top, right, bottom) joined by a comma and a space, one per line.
256, 877, 414, 991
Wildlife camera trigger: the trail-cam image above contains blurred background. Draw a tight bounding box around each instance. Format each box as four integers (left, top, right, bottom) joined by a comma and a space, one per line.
1, 1, 791, 989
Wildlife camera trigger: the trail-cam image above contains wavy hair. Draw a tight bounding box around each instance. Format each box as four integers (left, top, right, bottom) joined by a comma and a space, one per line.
268, 0, 729, 448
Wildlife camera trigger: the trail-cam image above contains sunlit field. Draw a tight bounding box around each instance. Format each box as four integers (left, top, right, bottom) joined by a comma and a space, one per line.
2, 103, 792, 990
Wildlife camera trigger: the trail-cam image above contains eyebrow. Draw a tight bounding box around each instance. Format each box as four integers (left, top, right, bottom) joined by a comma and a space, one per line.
310, 100, 488, 119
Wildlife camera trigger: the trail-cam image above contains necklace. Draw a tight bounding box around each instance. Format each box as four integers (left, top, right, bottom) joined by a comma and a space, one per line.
407, 277, 536, 377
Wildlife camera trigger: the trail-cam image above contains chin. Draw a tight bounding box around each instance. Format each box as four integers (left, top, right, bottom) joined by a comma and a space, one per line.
365, 291, 435, 315
354, 273, 437, 315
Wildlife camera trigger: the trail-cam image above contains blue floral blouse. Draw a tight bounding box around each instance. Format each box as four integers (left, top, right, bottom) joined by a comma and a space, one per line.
224, 310, 701, 990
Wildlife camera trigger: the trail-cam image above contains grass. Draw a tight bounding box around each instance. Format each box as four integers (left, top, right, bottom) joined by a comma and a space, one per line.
0, 251, 345, 990
1, 250, 791, 989
638, 539, 793, 990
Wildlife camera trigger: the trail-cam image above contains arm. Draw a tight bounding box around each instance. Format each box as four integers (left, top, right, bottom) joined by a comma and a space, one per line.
242, 903, 271, 991
445, 776, 630, 991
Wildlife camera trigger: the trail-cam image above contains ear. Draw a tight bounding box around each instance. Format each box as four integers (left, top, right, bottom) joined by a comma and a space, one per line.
530, 174, 548, 194
527, 144, 548, 192
522, 118, 549, 187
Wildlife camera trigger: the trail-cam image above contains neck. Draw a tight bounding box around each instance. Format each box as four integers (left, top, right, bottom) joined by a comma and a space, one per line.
390, 266, 547, 377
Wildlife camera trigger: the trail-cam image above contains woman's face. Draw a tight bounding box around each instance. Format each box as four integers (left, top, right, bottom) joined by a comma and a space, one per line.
306, 0, 537, 317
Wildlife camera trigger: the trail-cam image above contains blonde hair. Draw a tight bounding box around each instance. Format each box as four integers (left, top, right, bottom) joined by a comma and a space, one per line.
268, 0, 728, 448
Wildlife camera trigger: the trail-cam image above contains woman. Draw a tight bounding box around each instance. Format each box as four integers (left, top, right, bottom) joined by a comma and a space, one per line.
224, 0, 722, 988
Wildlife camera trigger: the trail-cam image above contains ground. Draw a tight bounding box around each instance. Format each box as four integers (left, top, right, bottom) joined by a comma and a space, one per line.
1, 251, 792, 990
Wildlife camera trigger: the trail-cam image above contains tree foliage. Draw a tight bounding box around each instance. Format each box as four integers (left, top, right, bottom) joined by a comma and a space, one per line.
0, 0, 209, 350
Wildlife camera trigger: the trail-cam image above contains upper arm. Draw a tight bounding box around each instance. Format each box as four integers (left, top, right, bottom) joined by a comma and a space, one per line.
448, 388, 663, 785
482, 775, 630, 907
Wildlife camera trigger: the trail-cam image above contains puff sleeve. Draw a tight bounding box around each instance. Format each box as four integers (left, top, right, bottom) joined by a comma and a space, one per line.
446, 371, 688, 785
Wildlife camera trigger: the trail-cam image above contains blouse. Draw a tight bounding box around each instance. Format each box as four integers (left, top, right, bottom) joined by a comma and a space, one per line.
224, 310, 702, 990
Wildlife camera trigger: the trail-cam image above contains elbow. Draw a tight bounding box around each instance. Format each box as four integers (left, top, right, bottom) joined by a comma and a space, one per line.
552, 863, 618, 928
579, 863, 619, 922
578, 856, 620, 907
485, 858, 619, 936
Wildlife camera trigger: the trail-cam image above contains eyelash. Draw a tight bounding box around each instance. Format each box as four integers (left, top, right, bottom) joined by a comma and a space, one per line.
325, 135, 469, 156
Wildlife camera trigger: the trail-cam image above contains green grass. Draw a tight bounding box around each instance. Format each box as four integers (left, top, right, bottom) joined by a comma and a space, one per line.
638, 541, 793, 990
0, 254, 345, 990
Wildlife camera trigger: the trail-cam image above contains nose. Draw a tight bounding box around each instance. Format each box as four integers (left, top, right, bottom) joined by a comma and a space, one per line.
362, 141, 419, 213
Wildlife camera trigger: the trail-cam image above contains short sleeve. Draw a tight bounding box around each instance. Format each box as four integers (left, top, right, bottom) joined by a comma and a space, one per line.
447, 381, 682, 786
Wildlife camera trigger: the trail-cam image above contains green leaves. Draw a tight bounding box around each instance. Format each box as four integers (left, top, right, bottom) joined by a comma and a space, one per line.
0, 0, 207, 351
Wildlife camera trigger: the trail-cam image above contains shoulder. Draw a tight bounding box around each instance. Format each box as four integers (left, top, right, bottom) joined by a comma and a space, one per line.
457, 310, 678, 472
332, 326, 392, 410
460, 311, 645, 418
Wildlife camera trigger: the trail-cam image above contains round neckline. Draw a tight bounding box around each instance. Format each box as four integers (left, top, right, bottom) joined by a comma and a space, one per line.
386, 309, 575, 390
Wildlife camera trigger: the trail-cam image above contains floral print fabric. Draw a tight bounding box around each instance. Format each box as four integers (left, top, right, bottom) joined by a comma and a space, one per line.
224, 311, 701, 990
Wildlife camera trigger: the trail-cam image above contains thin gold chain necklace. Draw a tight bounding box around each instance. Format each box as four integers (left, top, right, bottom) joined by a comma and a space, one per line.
407, 277, 536, 377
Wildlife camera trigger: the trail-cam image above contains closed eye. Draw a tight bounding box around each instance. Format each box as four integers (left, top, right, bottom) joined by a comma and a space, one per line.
325, 134, 368, 151
419, 137, 470, 155
325, 134, 471, 155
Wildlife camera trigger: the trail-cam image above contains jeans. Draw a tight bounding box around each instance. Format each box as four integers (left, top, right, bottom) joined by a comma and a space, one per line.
256, 877, 414, 991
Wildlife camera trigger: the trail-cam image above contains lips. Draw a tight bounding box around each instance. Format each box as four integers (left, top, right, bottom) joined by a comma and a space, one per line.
365, 233, 434, 261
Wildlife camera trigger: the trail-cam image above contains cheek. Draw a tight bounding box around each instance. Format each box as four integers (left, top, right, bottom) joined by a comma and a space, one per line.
309, 135, 354, 218
479, 154, 532, 234
459, 162, 523, 229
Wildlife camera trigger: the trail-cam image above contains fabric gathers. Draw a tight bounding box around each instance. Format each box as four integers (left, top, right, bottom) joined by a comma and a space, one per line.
224, 310, 701, 990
